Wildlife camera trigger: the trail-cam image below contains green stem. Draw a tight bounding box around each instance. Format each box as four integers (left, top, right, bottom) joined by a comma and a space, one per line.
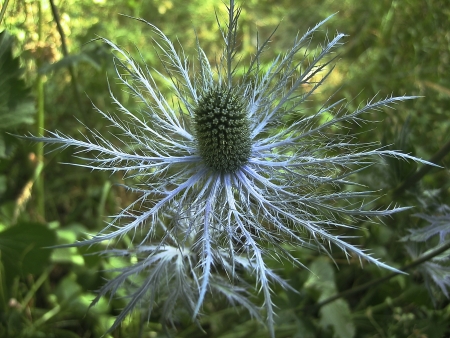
19, 266, 52, 313
352, 287, 417, 319
0, 0, 10, 26
307, 240, 450, 312
35, 0, 45, 220
49, 0, 83, 113
26, 304, 61, 333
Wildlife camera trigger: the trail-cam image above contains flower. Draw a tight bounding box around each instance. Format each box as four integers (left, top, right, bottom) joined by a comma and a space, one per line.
33, 1, 433, 336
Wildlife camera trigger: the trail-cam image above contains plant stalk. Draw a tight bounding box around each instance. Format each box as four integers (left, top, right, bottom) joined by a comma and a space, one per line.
307, 240, 450, 312
35, 0, 45, 220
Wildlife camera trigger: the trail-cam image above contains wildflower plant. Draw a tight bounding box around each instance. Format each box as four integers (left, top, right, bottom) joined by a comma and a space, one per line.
31, 0, 434, 336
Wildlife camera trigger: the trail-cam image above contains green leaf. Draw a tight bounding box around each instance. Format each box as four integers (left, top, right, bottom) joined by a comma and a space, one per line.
305, 257, 355, 338
319, 298, 355, 338
0, 222, 56, 292
0, 30, 35, 130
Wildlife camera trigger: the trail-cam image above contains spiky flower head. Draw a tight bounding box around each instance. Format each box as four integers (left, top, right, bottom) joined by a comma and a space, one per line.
194, 86, 251, 172
33, 1, 433, 336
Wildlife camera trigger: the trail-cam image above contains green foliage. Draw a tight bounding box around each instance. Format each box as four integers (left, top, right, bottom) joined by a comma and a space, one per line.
0, 30, 35, 208
305, 258, 355, 338
0, 31, 35, 132
0, 222, 56, 294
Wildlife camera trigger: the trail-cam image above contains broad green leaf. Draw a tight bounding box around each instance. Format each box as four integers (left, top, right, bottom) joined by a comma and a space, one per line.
319, 297, 355, 338
305, 257, 355, 338
0, 222, 56, 291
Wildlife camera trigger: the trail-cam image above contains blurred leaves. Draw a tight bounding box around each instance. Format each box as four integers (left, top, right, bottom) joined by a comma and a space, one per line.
0, 30, 36, 210
0, 0, 449, 337
38, 52, 98, 74
0, 31, 34, 132
0, 222, 56, 296
305, 258, 355, 338
382, 117, 418, 187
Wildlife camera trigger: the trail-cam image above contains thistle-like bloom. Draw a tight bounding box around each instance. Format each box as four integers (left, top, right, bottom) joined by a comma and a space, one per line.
34, 1, 432, 336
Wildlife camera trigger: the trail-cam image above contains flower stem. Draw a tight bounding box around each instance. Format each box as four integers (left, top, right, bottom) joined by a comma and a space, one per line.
35, 0, 45, 220
49, 0, 83, 113
307, 240, 450, 312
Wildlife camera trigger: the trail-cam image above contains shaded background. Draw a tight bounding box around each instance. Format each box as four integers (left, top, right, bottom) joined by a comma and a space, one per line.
1, 0, 449, 337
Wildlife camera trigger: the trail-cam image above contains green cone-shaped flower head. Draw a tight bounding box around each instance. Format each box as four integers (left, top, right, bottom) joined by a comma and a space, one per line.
194, 86, 251, 172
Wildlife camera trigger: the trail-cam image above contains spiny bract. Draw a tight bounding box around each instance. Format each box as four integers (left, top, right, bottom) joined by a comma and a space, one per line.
32, 1, 433, 336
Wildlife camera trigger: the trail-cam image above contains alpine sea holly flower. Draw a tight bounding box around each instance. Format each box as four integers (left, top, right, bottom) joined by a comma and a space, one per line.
32, 0, 433, 336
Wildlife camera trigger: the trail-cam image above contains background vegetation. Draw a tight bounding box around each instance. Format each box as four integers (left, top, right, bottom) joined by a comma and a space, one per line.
1, 0, 449, 337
